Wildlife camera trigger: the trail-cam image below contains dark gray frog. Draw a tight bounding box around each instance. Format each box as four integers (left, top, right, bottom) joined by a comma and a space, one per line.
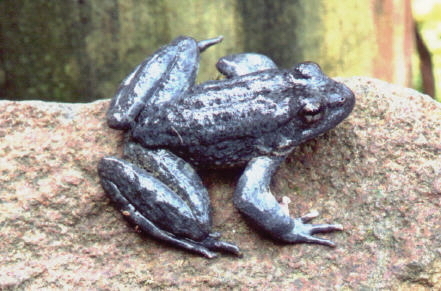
98, 36, 355, 258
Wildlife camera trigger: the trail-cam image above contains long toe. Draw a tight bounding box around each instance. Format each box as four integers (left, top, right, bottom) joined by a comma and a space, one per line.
201, 236, 241, 257
309, 223, 344, 235
212, 241, 242, 257
298, 234, 337, 247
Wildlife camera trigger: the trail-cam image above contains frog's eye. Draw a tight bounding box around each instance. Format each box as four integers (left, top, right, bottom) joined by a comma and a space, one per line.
298, 101, 324, 124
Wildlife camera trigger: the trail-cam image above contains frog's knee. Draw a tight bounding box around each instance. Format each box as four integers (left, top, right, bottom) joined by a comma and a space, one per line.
216, 53, 278, 78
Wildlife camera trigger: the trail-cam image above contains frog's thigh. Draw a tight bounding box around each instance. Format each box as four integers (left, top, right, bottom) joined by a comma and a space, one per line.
98, 156, 210, 241
123, 142, 211, 230
97, 162, 215, 257
98, 154, 240, 258
108, 36, 202, 129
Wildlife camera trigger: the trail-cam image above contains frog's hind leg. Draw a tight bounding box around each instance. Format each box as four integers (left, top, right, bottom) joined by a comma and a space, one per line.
107, 36, 223, 130
197, 35, 223, 52
233, 156, 343, 247
216, 53, 278, 78
97, 143, 240, 258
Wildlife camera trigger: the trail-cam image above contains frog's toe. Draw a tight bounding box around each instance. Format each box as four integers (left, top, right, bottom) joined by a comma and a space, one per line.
200, 234, 242, 257
197, 36, 223, 52
281, 214, 343, 247
299, 210, 320, 222
308, 223, 343, 234
293, 233, 337, 247
299, 211, 343, 233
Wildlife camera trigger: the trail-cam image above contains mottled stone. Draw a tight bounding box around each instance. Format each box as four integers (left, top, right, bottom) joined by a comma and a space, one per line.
1, 77, 440, 289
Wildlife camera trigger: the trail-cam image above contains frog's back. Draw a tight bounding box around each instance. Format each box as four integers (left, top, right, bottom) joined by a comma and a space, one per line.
133, 69, 295, 149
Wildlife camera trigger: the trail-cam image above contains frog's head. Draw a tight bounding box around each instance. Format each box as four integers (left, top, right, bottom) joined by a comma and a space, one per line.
288, 62, 355, 143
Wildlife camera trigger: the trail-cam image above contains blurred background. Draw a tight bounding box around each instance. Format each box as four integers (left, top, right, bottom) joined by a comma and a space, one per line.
0, 0, 440, 102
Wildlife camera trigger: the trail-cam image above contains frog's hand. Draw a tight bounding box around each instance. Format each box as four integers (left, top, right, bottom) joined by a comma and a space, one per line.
98, 155, 240, 258
233, 156, 342, 246
216, 53, 278, 78
107, 36, 222, 130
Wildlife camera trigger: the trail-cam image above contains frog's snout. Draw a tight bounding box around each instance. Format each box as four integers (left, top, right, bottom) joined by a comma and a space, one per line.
341, 83, 356, 113
328, 82, 355, 112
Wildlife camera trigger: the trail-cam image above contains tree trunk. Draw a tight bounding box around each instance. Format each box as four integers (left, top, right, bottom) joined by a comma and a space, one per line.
0, 0, 413, 102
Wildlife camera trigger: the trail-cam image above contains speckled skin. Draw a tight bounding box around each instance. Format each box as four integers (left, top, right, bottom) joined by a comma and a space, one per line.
98, 36, 355, 258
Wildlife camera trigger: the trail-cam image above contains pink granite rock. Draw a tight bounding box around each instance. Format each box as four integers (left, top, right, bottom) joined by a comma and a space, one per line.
1, 77, 440, 289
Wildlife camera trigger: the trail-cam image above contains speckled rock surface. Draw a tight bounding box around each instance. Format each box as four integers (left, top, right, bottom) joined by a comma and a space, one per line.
1, 77, 440, 290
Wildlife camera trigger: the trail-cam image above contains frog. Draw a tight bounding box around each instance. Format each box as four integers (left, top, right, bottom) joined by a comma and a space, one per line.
97, 35, 355, 258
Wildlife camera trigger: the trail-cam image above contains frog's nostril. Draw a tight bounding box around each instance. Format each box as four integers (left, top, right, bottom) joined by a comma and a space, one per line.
328, 83, 355, 108
329, 93, 346, 105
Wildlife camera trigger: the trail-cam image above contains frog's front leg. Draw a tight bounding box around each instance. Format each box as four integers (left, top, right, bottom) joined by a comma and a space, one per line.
98, 143, 240, 258
234, 156, 342, 246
